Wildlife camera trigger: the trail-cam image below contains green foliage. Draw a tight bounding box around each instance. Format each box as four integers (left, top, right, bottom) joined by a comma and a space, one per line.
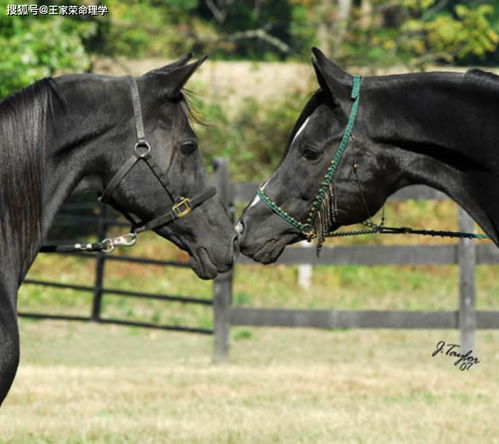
195, 89, 307, 181
99, 1, 499, 65
85, 0, 316, 61
343, 0, 499, 68
404, 2, 499, 65
100, 0, 204, 58
201, 0, 295, 60
2, 0, 498, 93
289, 2, 318, 58
0, 0, 95, 98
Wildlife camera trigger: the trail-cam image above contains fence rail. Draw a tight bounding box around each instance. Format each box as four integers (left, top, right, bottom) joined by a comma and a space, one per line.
229, 308, 499, 329
20, 194, 211, 334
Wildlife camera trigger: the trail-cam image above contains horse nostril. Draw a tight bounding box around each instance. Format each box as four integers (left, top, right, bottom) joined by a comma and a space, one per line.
235, 220, 244, 236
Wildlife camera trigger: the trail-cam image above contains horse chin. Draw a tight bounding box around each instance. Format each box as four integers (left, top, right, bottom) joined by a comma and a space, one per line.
155, 230, 222, 279
188, 247, 220, 280
241, 233, 297, 264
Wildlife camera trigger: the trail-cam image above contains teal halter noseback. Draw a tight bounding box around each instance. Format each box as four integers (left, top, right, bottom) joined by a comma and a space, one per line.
257, 75, 362, 239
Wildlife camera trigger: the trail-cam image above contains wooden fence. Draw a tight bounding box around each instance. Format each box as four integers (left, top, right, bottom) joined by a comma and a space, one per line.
21, 200, 213, 335
212, 158, 499, 361
19, 158, 499, 360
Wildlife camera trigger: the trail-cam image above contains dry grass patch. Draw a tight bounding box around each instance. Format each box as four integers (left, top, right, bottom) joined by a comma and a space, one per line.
0, 323, 498, 443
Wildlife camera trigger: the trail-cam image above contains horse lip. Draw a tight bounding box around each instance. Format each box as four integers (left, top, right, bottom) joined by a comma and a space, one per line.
241, 238, 282, 264
253, 240, 286, 264
189, 247, 219, 279
240, 239, 267, 258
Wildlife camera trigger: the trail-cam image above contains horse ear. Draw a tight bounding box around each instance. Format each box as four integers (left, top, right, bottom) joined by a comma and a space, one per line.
145, 55, 207, 99
144, 53, 193, 77
168, 53, 194, 69
311, 47, 351, 100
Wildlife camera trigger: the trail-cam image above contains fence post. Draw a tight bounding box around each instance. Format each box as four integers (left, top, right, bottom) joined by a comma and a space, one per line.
91, 204, 108, 321
458, 207, 476, 354
212, 157, 233, 362
297, 240, 313, 289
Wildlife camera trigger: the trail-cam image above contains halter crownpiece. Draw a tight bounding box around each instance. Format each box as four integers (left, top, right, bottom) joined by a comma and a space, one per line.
257, 75, 362, 247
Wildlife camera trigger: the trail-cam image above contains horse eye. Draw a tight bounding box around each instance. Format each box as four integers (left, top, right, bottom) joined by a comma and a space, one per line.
303, 148, 320, 161
180, 141, 197, 155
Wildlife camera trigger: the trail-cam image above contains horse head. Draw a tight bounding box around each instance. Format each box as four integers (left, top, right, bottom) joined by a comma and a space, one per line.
237, 48, 401, 263
61, 55, 237, 278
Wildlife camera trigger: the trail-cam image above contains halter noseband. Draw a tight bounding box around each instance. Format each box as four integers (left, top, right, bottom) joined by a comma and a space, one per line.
99, 76, 217, 235
257, 75, 362, 240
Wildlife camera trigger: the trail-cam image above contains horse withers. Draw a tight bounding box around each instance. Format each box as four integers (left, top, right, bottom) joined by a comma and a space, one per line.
0, 54, 236, 405
238, 47, 499, 262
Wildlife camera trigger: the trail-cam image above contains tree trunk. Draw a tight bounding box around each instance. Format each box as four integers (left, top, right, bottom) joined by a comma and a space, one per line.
317, 0, 334, 56
359, 0, 373, 30
317, 0, 353, 58
333, 0, 352, 57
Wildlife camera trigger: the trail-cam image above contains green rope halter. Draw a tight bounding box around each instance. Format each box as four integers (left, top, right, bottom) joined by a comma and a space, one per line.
257, 75, 362, 237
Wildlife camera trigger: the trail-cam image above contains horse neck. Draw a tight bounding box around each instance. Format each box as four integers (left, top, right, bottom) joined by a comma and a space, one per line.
1, 75, 125, 278
364, 71, 499, 242
42, 75, 129, 240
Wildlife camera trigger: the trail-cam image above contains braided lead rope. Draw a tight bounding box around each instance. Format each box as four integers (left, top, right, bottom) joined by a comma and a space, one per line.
324, 219, 488, 240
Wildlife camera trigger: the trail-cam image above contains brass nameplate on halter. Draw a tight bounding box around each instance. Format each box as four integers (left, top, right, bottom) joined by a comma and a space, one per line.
173, 197, 192, 218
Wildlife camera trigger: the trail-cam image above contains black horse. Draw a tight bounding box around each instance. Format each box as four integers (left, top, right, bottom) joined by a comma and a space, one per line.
0, 54, 236, 405
238, 48, 499, 263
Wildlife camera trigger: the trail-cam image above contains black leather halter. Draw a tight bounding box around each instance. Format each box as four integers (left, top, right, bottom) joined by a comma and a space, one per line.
40, 76, 216, 254
98, 76, 216, 234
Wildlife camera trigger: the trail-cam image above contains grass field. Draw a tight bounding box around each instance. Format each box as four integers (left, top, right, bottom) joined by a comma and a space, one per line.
0, 322, 498, 443
3, 200, 498, 442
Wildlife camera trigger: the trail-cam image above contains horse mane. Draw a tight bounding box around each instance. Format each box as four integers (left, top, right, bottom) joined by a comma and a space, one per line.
0, 78, 55, 260
465, 68, 499, 87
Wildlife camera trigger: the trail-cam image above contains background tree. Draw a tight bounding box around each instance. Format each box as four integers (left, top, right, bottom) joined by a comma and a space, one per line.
0, 0, 99, 98
343, 0, 499, 69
